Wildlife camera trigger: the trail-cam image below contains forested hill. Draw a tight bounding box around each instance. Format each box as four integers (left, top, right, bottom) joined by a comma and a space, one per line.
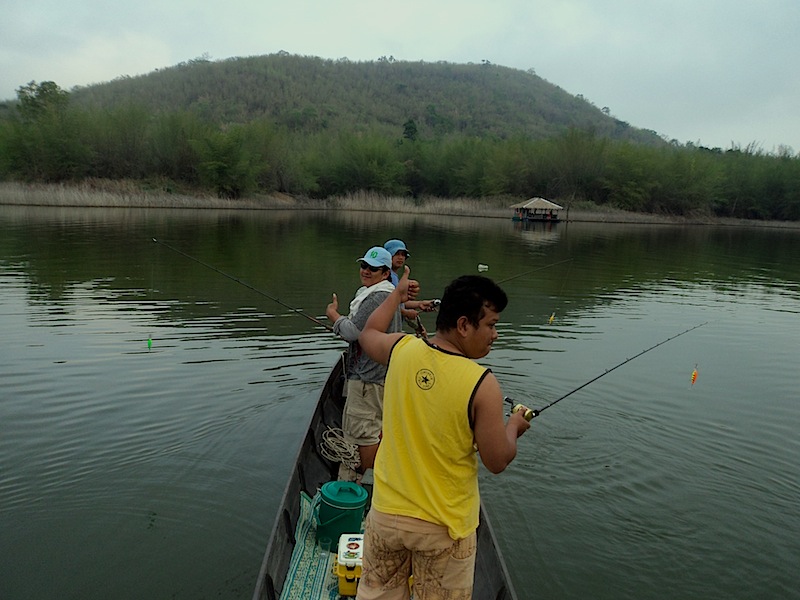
3, 53, 798, 220
65, 52, 663, 144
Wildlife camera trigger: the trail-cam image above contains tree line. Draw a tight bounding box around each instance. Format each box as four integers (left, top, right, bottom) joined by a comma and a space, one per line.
1, 81, 799, 220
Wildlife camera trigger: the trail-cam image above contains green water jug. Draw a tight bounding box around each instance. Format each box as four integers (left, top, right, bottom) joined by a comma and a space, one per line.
316, 481, 368, 543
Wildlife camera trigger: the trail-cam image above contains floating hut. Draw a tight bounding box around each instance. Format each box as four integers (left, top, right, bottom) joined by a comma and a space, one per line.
511, 197, 564, 222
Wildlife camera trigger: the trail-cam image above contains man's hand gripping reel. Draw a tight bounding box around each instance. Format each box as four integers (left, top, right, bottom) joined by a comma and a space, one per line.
505, 397, 539, 421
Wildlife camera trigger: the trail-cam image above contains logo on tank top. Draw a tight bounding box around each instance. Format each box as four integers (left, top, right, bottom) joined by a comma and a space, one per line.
415, 369, 435, 390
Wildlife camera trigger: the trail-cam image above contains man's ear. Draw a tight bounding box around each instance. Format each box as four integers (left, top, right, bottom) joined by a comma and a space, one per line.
456, 315, 470, 337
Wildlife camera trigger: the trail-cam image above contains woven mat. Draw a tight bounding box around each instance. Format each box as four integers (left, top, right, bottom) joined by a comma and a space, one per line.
280, 491, 340, 600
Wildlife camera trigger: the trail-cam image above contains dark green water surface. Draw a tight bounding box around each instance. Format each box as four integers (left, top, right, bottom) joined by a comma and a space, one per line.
1, 205, 798, 599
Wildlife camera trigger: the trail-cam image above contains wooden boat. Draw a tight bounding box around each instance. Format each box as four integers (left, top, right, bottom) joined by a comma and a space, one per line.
252, 353, 519, 600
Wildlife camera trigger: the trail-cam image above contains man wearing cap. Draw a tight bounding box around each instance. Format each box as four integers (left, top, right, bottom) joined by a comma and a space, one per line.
383, 239, 437, 327
325, 246, 403, 474
383, 239, 410, 287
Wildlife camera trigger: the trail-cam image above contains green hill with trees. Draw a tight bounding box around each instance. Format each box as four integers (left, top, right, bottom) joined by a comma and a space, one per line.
0, 52, 798, 220
66, 53, 661, 144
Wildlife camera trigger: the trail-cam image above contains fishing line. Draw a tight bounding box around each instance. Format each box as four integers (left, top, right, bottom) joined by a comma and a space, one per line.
495, 257, 574, 285
555, 258, 573, 296
547, 258, 573, 325
505, 321, 708, 419
152, 238, 334, 331
494, 258, 574, 326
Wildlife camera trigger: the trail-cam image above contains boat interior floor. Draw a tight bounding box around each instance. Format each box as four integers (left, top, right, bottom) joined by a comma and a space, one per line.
280, 491, 347, 600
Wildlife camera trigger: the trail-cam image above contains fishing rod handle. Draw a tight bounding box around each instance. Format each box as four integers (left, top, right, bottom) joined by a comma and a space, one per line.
504, 396, 539, 420
512, 403, 538, 421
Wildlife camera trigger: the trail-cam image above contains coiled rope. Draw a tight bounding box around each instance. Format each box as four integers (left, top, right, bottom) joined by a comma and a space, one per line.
319, 426, 361, 471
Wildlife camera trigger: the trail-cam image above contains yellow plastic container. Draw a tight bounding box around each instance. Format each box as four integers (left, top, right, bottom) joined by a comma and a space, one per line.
335, 533, 364, 596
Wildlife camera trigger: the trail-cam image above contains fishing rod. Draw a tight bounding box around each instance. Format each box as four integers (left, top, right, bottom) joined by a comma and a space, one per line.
506, 321, 708, 420
152, 238, 334, 331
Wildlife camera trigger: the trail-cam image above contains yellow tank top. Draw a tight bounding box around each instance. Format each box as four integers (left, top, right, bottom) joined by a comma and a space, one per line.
372, 335, 489, 539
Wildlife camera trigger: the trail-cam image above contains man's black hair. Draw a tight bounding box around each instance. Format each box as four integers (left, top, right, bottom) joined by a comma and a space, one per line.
435, 275, 508, 331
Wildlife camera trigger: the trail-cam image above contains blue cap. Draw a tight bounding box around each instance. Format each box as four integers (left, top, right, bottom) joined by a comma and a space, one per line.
384, 239, 410, 258
357, 246, 392, 268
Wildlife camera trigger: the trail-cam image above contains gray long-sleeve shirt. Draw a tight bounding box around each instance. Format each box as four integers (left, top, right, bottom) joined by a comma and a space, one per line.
333, 290, 402, 384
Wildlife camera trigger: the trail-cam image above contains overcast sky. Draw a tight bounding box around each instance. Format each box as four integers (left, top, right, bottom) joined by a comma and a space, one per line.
2, 0, 798, 152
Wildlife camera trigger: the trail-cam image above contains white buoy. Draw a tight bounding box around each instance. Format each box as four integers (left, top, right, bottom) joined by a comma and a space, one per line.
477, 264, 489, 272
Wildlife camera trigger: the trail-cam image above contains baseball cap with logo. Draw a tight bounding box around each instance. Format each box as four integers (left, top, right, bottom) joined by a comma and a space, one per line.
356, 246, 392, 268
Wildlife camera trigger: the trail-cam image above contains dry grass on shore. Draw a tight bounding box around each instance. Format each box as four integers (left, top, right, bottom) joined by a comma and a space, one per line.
1, 180, 798, 229
322, 190, 512, 218
0, 181, 513, 217
0, 180, 287, 210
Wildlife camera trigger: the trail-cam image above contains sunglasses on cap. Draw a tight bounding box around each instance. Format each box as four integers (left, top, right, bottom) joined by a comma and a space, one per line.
360, 261, 383, 272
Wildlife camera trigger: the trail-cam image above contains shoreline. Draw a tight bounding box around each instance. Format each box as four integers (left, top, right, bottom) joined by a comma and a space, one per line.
2, 180, 798, 229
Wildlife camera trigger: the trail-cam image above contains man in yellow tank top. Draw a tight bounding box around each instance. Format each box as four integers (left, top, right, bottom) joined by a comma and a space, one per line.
356, 268, 532, 600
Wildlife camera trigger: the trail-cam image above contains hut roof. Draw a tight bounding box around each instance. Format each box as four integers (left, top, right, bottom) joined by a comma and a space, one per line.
510, 197, 564, 210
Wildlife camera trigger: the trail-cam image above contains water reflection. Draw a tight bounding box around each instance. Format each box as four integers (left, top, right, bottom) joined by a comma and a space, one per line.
2, 205, 800, 600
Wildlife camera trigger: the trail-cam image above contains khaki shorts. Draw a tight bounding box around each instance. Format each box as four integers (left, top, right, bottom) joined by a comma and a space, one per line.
356, 509, 477, 600
343, 379, 384, 446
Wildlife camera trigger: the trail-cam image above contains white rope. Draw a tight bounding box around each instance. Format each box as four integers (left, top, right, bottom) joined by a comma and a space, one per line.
320, 426, 360, 471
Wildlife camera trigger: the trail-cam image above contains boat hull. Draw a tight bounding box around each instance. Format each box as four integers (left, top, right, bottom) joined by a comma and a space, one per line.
252, 353, 519, 600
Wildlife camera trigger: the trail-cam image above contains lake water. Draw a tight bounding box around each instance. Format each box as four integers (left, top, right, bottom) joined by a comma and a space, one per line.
1, 205, 798, 600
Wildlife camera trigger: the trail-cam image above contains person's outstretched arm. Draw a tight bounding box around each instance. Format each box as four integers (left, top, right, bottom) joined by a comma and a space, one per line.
472, 372, 531, 473
360, 266, 411, 365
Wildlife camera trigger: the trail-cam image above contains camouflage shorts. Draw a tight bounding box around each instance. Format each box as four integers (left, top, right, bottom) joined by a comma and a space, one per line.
356, 509, 477, 600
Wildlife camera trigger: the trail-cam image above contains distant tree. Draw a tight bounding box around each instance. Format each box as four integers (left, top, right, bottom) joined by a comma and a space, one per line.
191, 127, 260, 199
16, 81, 69, 121
601, 142, 660, 211
317, 132, 406, 196
87, 104, 151, 178
1, 81, 94, 181
424, 105, 454, 136
189, 53, 212, 64
402, 119, 418, 142
549, 128, 608, 201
